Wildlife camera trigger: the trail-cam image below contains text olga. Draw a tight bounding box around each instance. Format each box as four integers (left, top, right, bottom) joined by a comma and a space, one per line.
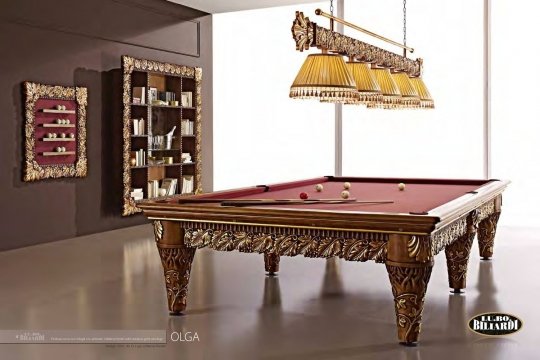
170, 331, 200, 342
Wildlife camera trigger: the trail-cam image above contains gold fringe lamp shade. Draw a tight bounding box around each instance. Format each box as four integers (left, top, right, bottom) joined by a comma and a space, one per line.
409, 76, 434, 108
344, 62, 383, 104
290, 53, 359, 103
367, 67, 401, 109
391, 72, 421, 108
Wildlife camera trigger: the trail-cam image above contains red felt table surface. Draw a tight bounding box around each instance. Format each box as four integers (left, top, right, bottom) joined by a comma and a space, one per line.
188, 178, 490, 214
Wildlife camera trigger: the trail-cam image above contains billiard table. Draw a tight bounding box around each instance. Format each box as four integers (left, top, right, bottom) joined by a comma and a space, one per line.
138, 176, 509, 345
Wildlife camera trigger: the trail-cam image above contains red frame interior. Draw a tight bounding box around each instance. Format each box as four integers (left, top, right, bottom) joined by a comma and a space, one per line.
34, 98, 78, 166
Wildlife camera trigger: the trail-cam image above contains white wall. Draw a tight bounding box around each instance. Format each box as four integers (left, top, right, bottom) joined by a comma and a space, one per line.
491, 0, 540, 227
341, 0, 485, 179
213, 3, 334, 191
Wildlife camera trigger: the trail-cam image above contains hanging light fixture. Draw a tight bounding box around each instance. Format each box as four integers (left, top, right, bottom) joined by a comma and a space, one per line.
391, 71, 420, 108
290, 0, 358, 103
344, 60, 383, 104
367, 66, 402, 109
289, 0, 434, 109
289, 51, 359, 103
399, 0, 433, 109
409, 60, 435, 108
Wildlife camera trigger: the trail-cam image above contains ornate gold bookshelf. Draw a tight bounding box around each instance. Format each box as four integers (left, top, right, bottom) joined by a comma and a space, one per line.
120, 56, 202, 216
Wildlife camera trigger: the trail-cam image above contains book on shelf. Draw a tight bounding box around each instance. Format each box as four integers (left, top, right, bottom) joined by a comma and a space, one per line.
158, 91, 176, 103
149, 87, 158, 103
161, 178, 178, 196
181, 119, 194, 135
130, 188, 143, 201
133, 87, 146, 105
133, 119, 138, 135
132, 118, 145, 135
138, 118, 145, 135
181, 175, 194, 194
147, 180, 159, 199
181, 92, 192, 107
132, 149, 146, 167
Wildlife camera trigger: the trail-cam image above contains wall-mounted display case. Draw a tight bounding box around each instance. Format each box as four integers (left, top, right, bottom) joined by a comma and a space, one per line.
23, 82, 88, 181
121, 56, 202, 216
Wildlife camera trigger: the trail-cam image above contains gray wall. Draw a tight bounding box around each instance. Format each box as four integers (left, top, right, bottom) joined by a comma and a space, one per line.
0, 0, 213, 251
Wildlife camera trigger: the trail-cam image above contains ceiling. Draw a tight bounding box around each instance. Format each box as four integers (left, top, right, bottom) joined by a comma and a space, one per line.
167, 0, 321, 14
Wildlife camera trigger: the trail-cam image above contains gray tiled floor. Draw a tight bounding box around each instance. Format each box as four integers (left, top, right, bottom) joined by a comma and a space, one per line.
0, 225, 538, 359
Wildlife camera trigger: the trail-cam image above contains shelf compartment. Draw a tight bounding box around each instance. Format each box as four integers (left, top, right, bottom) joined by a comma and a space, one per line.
42, 138, 75, 142
130, 163, 185, 169
42, 151, 76, 156
42, 109, 76, 114
151, 104, 182, 109
42, 124, 76, 128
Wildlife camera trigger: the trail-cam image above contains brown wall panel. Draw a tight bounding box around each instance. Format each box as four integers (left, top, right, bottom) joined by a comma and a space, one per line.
0, 0, 213, 251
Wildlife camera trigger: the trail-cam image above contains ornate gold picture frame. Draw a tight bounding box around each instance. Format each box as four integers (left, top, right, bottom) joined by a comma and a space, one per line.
23, 82, 88, 181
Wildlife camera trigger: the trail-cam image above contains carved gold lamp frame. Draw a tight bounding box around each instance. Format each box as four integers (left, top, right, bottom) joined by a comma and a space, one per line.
23, 82, 88, 182
292, 10, 421, 77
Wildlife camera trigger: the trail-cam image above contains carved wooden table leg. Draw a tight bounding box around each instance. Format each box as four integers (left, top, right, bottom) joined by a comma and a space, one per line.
445, 211, 478, 293
264, 252, 280, 275
478, 195, 502, 260
153, 220, 196, 315
386, 234, 433, 346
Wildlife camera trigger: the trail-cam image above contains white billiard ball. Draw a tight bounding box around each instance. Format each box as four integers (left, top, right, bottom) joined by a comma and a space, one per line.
343, 182, 351, 189
60, 133, 66, 138
56, 105, 62, 110
66, 119, 70, 124
340, 190, 350, 199
52, 133, 57, 138
398, 183, 406, 191
315, 184, 324, 192
69, 133, 75, 138
56, 147, 62, 152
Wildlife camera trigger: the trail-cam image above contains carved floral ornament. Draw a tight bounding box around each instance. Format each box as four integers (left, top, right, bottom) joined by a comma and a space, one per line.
23, 82, 88, 182
172, 198, 498, 264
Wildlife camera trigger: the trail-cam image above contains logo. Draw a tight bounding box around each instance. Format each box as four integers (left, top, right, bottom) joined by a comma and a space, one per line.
170, 331, 200, 342
468, 312, 523, 336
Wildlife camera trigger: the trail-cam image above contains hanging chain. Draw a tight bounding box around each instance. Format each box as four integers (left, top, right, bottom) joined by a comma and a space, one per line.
403, 0, 407, 47
330, 0, 334, 16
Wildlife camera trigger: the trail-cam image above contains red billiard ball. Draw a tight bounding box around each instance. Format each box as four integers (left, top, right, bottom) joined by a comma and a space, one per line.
299, 192, 308, 200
